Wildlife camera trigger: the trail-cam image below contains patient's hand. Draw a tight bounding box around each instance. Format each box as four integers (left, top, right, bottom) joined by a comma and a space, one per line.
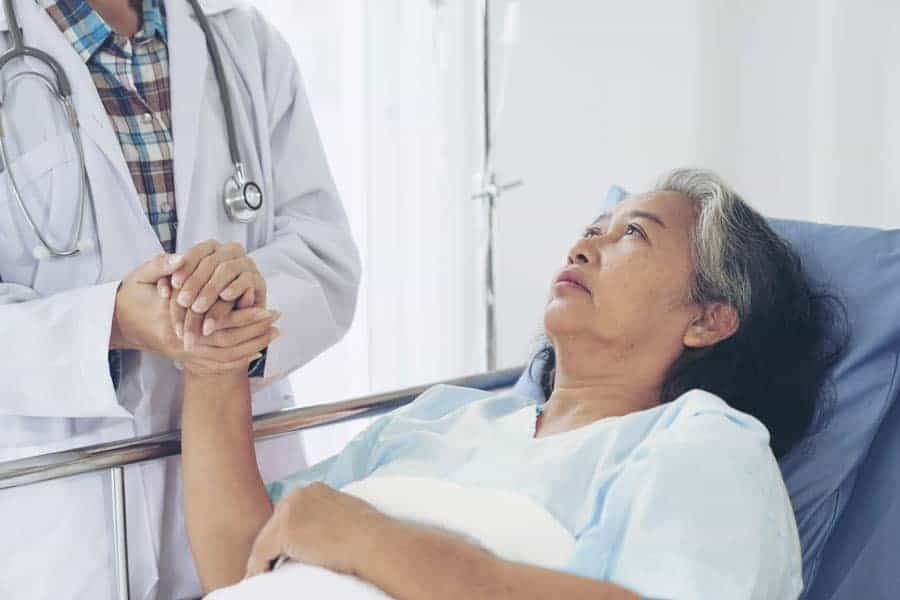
178, 307, 280, 375
245, 483, 385, 579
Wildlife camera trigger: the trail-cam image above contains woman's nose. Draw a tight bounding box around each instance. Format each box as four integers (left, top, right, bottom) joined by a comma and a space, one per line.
567, 238, 595, 265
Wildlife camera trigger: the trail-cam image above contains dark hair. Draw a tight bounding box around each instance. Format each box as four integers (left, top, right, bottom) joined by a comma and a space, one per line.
533, 169, 848, 458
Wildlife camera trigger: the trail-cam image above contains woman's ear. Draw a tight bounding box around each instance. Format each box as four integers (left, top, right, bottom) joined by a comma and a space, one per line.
683, 303, 740, 348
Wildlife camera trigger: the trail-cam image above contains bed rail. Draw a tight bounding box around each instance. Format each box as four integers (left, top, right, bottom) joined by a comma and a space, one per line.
0, 367, 523, 600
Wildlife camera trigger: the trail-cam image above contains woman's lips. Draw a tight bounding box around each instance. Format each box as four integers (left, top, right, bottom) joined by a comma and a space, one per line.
554, 268, 592, 295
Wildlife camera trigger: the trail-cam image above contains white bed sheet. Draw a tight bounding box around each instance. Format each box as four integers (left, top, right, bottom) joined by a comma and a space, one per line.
208, 475, 575, 599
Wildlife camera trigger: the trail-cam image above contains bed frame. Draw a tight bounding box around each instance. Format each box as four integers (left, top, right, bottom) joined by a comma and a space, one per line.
0, 367, 522, 600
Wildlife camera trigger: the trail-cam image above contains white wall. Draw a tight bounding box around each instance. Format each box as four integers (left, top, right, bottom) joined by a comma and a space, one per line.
254, 0, 484, 463
490, 0, 900, 367
253, 0, 900, 420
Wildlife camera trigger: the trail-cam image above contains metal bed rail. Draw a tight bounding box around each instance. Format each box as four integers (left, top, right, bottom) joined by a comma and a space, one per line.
0, 367, 523, 600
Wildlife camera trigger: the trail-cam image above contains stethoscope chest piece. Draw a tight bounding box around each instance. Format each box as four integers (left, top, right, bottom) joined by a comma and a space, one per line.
223, 163, 263, 224
1, 0, 266, 257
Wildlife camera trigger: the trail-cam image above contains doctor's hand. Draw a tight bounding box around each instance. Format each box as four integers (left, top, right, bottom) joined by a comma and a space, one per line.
245, 483, 385, 579
164, 240, 267, 350
111, 253, 279, 373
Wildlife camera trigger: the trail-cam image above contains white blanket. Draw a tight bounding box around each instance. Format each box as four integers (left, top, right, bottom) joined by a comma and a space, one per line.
208, 476, 575, 599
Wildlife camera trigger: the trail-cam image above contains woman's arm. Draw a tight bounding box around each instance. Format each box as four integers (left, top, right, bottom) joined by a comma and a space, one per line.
181, 370, 273, 592
358, 510, 640, 600
245, 483, 640, 600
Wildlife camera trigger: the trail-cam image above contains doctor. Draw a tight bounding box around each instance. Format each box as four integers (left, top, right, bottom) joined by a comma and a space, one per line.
0, 0, 360, 599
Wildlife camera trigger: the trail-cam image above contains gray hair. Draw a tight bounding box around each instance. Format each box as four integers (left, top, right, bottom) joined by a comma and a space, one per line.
652, 168, 784, 320
532, 168, 843, 458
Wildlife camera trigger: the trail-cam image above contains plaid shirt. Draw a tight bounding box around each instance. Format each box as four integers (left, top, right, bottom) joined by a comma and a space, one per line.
40, 0, 178, 253
40, 0, 266, 382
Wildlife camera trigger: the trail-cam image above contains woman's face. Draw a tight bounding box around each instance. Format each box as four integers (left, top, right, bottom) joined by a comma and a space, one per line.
544, 191, 702, 358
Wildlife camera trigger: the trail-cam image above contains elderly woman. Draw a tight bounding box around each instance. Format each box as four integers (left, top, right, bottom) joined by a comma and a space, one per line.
181, 169, 840, 599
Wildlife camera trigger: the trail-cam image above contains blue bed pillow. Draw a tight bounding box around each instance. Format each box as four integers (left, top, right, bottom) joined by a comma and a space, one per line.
513, 187, 900, 595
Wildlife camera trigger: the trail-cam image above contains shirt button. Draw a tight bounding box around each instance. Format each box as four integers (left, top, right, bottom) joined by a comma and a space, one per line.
142, 113, 153, 124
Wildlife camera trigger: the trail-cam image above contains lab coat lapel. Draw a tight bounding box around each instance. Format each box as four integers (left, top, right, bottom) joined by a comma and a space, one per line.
11, 0, 161, 285
15, 0, 138, 203
167, 0, 209, 227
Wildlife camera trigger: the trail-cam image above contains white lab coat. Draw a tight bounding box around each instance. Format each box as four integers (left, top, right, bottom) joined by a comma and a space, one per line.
0, 1, 360, 598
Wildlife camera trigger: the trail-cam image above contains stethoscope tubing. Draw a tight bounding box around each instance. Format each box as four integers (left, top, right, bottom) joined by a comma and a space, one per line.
0, 0, 263, 260
0, 0, 87, 258
0, 72, 89, 257
185, 0, 241, 169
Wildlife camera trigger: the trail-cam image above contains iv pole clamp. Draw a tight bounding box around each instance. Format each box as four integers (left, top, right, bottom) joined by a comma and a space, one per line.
472, 175, 524, 204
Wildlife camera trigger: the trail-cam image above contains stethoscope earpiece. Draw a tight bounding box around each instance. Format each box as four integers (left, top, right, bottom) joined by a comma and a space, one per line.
32, 245, 51, 261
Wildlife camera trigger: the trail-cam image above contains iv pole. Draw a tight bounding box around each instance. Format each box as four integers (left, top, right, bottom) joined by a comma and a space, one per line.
473, 0, 522, 371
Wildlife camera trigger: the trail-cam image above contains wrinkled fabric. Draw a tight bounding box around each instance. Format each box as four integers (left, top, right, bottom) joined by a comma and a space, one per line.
269, 385, 803, 600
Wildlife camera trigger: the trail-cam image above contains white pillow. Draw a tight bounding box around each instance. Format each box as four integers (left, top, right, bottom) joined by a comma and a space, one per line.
343, 475, 575, 570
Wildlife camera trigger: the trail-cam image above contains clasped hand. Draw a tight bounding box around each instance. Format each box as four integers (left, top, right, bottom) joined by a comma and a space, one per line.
110, 240, 279, 375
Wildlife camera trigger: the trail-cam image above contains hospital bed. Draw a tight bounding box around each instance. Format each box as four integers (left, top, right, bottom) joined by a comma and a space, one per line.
1, 213, 899, 599
0, 368, 521, 600
509, 201, 900, 600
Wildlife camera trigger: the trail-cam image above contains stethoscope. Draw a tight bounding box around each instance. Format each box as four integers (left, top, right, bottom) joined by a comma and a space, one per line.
0, 0, 263, 261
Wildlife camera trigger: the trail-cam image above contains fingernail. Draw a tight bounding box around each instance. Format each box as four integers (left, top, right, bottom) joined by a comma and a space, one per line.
202, 319, 215, 336
271, 329, 281, 341
191, 297, 209, 313
184, 332, 195, 350
251, 352, 263, 361
177, 291, 192, 307
220, 288, 238, 301
175, 322, 183, 339
272, 311, 282, 322
158, 285, 170, 299
255, 309, 273, 321
167, 254, 183, 265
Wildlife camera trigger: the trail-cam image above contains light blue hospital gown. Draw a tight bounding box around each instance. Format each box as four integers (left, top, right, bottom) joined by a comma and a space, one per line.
268, 385, 803, 599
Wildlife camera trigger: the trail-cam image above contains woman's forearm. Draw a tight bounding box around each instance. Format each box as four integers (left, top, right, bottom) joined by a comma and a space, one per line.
181, 371, 273, 592
356, 516, 640, 600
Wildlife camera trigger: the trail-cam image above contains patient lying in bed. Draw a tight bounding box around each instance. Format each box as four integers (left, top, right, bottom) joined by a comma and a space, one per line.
182, 169, 842, 600
207, 386, 800, 600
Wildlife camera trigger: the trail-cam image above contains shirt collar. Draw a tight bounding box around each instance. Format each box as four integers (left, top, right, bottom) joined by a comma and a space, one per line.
139, 0, 167, 43
38, 0, 168, 63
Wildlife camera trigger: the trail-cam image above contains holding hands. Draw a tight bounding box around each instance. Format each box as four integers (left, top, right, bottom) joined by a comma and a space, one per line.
162, 240, 268, 348
110, 241, 278, 375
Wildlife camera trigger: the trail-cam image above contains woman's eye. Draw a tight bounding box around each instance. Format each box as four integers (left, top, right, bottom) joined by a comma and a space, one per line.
624, 224, 645, 239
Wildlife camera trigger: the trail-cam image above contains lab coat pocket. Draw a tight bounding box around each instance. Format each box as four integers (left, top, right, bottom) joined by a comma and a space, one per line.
0, 132, 102, 290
